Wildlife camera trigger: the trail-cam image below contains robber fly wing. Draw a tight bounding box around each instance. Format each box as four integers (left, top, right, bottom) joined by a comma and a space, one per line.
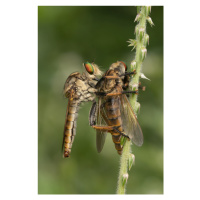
120, 94, 143, 146
95, 98, 108, 153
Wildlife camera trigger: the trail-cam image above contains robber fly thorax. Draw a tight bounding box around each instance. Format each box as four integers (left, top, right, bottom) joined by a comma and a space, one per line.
62, 62, 102, 158
90, 61, 143, 155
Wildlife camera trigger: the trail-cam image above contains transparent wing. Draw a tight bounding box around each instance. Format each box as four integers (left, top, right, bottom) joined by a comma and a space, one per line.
120, 94, 143, 146
96, 98, 108, 153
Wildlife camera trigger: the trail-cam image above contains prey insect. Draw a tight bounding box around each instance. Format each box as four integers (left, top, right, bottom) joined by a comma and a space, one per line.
89, 61, 143, 155
62, 62, 102, 157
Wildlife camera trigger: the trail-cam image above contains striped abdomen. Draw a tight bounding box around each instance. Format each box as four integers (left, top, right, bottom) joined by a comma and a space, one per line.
105, 97, 123, 155
63, 100, 79, 157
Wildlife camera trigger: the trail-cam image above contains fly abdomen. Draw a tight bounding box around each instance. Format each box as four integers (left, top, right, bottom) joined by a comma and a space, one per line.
104, 97, 124, 155
107, 115, 121, 127
67, 113, 77, 122
111, 134, 123, 155
107, 106, 119, 113
106, 105, 121, 125
63, 101, 79, 158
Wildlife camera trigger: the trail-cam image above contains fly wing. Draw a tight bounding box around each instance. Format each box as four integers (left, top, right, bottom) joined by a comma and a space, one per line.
89, 101, 98, 127
120, 94, 143, 146
95, 98, 108, 153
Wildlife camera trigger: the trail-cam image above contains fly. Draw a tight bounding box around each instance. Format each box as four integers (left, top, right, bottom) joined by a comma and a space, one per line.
89, 61, 143, 155
62, 62, 102, 157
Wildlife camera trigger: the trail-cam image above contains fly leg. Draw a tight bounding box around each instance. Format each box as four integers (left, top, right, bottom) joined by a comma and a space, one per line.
95, 90, 138, 97
95, 91, 107, 96
89, 101, 97, 126
122, 90, 138, 95
105, 90, 138, 96
123, 82, 145, 97
92, 125, 117, 131
138, 82, 146, 91
119, 69, 136, 77
123, 82, 145, 96
113, 126, 130, 140
92, 77, 99, 81
92, 125, 130, 140
90, 100, 114, 131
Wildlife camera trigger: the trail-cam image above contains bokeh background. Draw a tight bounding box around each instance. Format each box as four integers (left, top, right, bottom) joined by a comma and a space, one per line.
38, 6, 163, 194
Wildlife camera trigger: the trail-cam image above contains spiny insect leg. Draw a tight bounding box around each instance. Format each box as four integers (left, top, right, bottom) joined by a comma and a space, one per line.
92, 125, 115, 131
122, 90, 138, 95
113, 126, 130, 140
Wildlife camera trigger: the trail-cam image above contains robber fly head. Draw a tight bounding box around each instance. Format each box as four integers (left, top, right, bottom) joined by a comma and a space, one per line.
109, 61, 127, 76
83, 62, 102, 78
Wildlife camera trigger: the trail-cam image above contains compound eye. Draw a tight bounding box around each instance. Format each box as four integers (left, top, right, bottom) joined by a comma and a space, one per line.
84, 62, 94, 75
119, 61, 127, 71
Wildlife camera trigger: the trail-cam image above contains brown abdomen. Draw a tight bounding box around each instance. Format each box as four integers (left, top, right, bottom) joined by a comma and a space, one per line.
63, 101, 79, 157
105, 97, 123, 155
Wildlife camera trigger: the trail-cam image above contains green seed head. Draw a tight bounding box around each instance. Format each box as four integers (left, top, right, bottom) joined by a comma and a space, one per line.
122, 173, 129, 186
131, 60, 137, 71
128, 154, 136, 171
147, 16, 154, 27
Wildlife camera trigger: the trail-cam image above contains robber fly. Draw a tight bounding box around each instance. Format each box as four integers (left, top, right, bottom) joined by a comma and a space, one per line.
89, 61, 143, 155
62, 62, 102, 157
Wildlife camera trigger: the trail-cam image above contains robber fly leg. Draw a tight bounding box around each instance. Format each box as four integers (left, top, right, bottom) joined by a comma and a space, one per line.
92, 125, 116, 131
92, 77, 99, 81
119, 69, 136, 77
96, 89, 139, 97
138, 82, 146, 91
104, 75, 119, 79
122, 90, 138, 95
96, 90, 138, 97
95, 91, 107, 96
113, 126, 130, 140
89, 101, 97, 126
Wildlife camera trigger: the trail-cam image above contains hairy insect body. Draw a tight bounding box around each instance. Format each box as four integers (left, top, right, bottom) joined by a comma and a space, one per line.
63, 63, 102, 158
92, 61, 143, 155
99, 69, 124, 154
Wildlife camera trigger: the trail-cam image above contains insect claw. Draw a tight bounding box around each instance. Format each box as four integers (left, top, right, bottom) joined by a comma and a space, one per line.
131, 69, 136, 75
142, 86, 146, 91
138, 83, 146, 91
134, 89, 139, 94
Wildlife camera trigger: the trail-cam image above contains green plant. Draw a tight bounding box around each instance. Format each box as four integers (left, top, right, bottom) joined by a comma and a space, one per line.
116, 6, 154, 194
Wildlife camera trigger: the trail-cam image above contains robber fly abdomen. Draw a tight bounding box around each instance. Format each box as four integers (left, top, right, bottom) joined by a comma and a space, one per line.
63, 100, 79, 157
105, 96, 124, 155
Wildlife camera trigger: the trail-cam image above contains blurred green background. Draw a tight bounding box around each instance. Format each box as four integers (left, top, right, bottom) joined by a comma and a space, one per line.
38, 6, 163, 194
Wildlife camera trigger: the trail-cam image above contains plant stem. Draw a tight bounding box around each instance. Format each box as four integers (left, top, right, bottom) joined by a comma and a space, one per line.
116, 139, 131, 194
130, 6, 149, 110
116, 6, 153, 194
